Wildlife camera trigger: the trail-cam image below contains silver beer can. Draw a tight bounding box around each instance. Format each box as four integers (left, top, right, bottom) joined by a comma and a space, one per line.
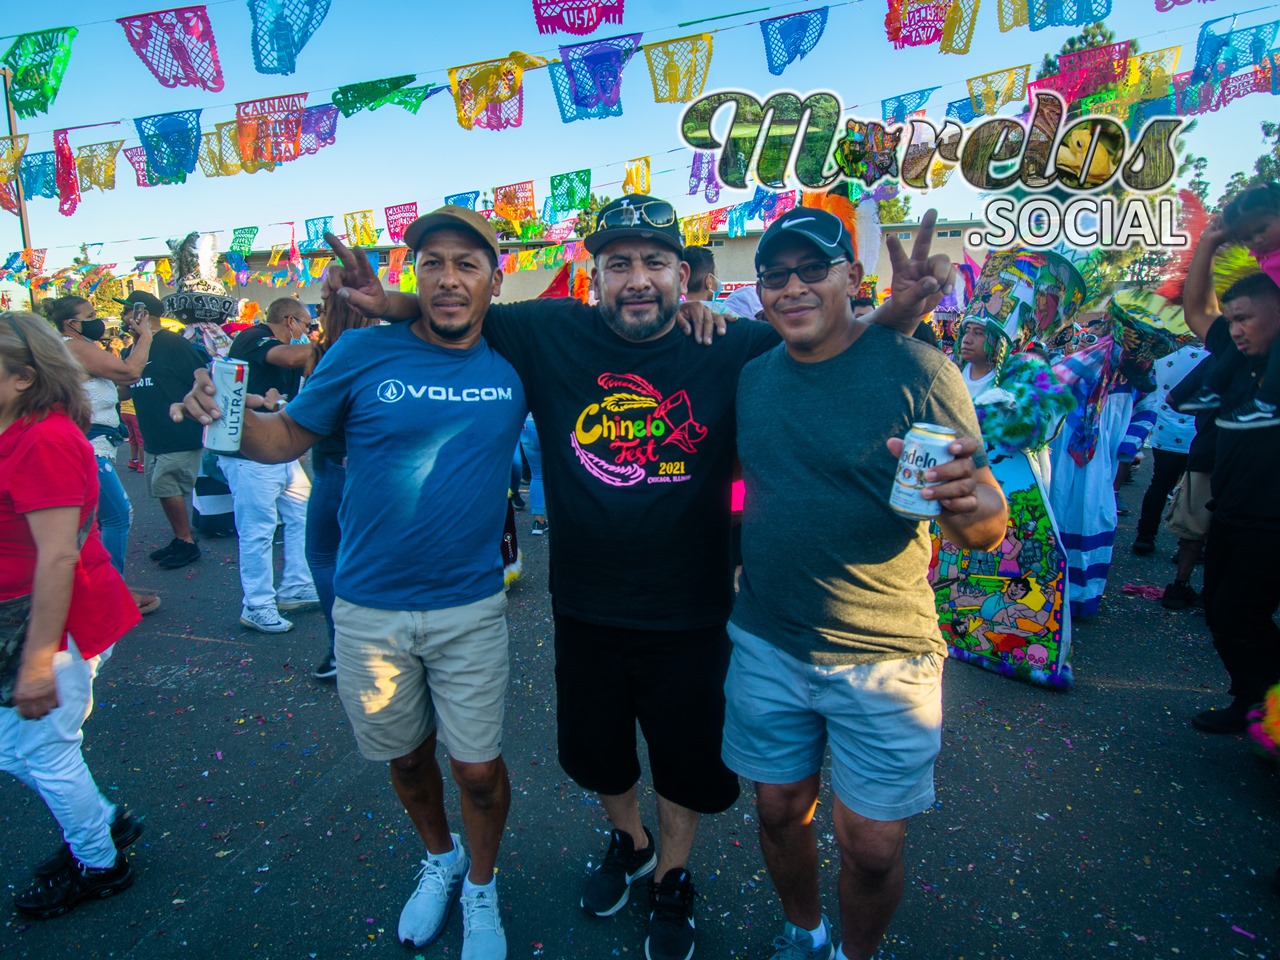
889, 422, 957, 520
203, 358, 249, 454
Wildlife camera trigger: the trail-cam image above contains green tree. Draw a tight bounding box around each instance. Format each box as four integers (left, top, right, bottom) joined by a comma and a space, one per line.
1036, 21, 1117, 80
877, 194, 912, 224
572, 192, 613, 239
1215, 121, 1280, 209
69, 244, 128, 320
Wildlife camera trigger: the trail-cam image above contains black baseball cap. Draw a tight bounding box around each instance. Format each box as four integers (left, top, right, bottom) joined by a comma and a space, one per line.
402, 205, 501, 262
754, 208, 856, 272
585, 195, 684, 257
114, 291, 165, 317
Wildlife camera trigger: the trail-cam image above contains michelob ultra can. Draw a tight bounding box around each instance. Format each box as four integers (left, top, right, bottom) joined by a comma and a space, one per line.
203, 358, 249, 454
889, 423, 957, 520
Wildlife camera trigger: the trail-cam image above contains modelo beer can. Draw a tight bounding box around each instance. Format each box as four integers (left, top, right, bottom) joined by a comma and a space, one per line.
203, 358, 249, 454
889, 423, 957, 520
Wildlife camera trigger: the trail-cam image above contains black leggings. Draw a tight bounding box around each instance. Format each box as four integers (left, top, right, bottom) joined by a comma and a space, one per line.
1136, 447, 1189, 539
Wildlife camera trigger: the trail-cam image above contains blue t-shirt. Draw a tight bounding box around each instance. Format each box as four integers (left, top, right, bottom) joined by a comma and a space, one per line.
286, 322, 526, 610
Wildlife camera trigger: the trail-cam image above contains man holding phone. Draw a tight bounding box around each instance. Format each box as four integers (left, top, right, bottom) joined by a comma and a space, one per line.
118, 292, 208, 570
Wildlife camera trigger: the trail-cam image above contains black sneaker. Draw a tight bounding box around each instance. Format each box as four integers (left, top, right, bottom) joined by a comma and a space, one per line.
313, 653, 337, 680
1132, 535, 1156, 555
158, 539, 201, 569
581, 827, 657, 917
1176, 389, 1222, 413
646, 867, 697, 960
1191, 699, 1249, 734
511, 492, 527, 511
14, 855, 134, 918
531, 519, 548, 536
149, 537, 185, 562
35, 809, 142, 879
1216, 399, 1280, 430
1161, 580, 1197, 610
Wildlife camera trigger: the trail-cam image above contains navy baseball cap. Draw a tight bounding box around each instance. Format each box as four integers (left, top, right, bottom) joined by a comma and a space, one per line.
754, 208, 856, 272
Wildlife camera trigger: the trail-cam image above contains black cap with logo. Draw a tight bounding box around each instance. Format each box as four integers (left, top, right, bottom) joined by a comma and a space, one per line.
585, 195, 684, 257
754, 208, 856, 272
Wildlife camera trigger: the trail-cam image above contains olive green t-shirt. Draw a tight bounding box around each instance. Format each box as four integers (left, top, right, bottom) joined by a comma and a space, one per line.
731, 323, 988, 665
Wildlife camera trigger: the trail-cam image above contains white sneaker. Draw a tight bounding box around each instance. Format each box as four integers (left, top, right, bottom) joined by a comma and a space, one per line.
277, 591, 321, 612
239, 607, 294, 633
461, 883, 507, 960
399, 835, 469, 948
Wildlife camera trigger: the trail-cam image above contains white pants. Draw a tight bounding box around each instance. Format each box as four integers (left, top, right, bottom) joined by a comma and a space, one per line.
0, 641, 117, 868
219, 457, 314, 611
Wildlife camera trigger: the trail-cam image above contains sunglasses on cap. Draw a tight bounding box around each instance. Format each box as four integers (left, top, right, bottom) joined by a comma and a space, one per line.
597, 199, 677, 231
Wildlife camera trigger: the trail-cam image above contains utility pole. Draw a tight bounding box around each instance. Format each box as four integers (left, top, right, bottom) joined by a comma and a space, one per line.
1, 67, 33, 308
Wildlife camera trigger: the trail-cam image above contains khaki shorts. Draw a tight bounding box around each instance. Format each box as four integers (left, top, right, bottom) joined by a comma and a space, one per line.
333, 592, 509, 763
145, 449, 202, 499
1164, 471, 1212, 541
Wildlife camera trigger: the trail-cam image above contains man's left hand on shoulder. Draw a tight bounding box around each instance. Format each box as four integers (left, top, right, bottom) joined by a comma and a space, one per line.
677, 300, 730, 345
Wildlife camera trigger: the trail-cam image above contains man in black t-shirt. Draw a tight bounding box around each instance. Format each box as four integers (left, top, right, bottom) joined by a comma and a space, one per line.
321, 200, 954, 960
1181, 222, 1280, 734
221, 298, 317, 634
118, 292, 207, 570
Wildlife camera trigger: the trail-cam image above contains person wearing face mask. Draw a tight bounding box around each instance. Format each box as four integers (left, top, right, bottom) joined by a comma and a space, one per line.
45, 297, 157, 614
220, 298, 317, 634
682, 245, 732, 314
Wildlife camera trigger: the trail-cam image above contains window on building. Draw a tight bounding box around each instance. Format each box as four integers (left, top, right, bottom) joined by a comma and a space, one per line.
897, 231, 912, 240
711, 239, 725, 247
944, 229, 962, 238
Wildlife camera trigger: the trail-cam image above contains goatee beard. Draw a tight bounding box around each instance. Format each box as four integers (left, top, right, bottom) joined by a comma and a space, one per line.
600, 299, 677, 342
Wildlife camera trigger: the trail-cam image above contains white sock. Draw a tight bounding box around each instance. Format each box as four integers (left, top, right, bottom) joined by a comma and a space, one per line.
463, 875, 496, 896
808, 920, 828, 949
429, 841, 460, 866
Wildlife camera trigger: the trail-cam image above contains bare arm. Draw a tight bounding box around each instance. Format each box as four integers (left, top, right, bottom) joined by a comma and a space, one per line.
65, 318, 154, 384
1183, 218, 1227, 342
171, 368, 321, 463
262, 342, 317, 369
14, 506, 81, 720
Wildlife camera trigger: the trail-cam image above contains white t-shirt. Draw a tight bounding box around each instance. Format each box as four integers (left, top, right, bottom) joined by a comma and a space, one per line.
1150, 342, 1206, 453
962, 364, 997, 400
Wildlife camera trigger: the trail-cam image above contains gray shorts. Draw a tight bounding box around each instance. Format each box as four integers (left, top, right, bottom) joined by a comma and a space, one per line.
722, 622, 943, 822
145, 449, 201, 499
333, 592, 509, 763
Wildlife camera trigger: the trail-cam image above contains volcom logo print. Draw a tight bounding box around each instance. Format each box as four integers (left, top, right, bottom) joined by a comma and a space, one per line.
377, 379, 407, 403
376, 380, 515, 404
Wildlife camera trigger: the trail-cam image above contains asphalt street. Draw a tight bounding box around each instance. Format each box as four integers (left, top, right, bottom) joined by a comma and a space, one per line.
1, 459, 1277, 960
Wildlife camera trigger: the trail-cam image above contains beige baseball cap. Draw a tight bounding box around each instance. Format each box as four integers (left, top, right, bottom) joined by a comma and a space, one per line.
402, 205, 501, 262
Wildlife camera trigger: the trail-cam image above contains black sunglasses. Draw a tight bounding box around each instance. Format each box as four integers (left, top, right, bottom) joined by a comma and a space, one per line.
757, 257, 847, 290
597, 199, 677, 231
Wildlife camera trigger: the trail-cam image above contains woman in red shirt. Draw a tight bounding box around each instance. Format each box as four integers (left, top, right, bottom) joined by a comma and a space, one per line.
0, 312, 143, 918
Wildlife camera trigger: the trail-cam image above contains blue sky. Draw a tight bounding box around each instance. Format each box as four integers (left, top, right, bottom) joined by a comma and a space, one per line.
2, 0, 1273, 272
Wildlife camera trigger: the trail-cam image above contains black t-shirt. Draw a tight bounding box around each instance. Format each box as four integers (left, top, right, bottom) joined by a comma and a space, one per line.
482, 299, 780, 630
128, 329, 205, 454
1206, 315, 1278, 527
229, 325, 303, 400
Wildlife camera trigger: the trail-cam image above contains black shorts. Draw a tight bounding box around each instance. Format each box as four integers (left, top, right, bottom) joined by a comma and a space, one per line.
553, 612, 741, 815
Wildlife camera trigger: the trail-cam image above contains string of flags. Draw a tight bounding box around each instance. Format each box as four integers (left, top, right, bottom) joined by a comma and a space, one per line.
1, 0, 1276, 241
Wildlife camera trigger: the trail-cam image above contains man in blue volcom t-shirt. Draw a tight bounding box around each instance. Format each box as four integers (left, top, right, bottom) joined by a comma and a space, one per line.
174, 207, 523, 960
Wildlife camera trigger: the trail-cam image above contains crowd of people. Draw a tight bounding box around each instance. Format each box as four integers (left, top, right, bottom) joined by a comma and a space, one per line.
0, 179, 1277, 960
